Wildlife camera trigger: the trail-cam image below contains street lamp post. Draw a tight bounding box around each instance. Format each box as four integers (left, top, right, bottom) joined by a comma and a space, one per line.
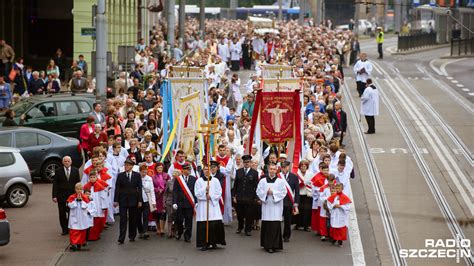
96, 0, 107, 104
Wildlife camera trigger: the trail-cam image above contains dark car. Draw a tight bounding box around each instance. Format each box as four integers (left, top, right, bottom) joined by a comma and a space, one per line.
0, 93, 95, 137
0, 209, 9, 246
0, 127, 83, 182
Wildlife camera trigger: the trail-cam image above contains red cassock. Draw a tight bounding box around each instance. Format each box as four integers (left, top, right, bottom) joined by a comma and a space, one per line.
67, 193, 90, 245
215, 155, 230, 214
84, 179, 108, 241
327, 192, 351, 241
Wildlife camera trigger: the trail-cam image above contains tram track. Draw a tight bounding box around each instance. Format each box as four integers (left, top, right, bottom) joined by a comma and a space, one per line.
371, 60, 473, 265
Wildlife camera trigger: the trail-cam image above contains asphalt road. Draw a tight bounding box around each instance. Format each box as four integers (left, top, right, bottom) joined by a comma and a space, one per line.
346, 37, 473, 265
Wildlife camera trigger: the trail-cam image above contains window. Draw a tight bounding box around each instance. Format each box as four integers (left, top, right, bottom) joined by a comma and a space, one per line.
0, 133, 12, 147
16, 132, 37, 148
0, 153, 15, 167
78, 101, 92, 113
38, 134, 51, 145
27, 102, 56, 118
57, 101, 79, 116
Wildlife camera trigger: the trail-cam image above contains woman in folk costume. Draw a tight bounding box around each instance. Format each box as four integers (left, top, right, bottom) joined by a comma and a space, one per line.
327, 183, 352, 247
318, 174, 336, 241
194, 165, 226, 251
67, 183, 92, 251
83, 169, 109, 241
294, 160, 314, 231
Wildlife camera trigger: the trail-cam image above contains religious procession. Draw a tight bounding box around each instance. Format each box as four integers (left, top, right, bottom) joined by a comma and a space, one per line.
37, 14, 359, 255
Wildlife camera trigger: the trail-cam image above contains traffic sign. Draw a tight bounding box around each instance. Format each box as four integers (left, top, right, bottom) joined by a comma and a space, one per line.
81, 27, 96, 37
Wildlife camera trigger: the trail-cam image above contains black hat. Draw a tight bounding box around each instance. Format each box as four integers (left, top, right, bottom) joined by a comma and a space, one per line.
242, 155, 252, 161
124, 158, 135, 165
210, 160, 220, 167
182, 163, 192, 170
281, 161, 291, 167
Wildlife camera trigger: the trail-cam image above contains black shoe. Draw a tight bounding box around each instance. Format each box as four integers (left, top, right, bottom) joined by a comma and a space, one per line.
184, 238, 191, 243
268, 249, 274, 253
245, 232, 251, 236
210, 244, 217, 249
293, 227, 300, 231
176, 234, 182, 241
69, 245, 78, 251
364, 131, 375, 134
200, 246, 208, 251
236, 229, 242, 234
129, 239, 135, 242
303, 227, 311, 232
143, 233, 150, 240
61, 231, 69, 236
283, 238, 289, 242
118, 240, 124, 245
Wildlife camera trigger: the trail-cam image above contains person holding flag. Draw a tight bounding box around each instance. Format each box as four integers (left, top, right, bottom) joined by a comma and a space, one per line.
172, 163, 196, 242
194, 164, 226, 251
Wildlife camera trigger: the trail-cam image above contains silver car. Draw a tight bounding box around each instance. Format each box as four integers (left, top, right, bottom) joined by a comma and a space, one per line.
0, 146, 33, 208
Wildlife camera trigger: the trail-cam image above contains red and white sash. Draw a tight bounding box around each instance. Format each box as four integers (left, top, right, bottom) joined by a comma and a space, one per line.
176, 175, 195, 209
278, 173, 295, 208
297, 172, 312, 190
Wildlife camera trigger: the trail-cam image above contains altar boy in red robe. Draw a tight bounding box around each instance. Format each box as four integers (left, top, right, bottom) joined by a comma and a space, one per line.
83, 169, 109, 241
310, 162, 329, 233
327, 183, 352, 247
67, 183, 91, 251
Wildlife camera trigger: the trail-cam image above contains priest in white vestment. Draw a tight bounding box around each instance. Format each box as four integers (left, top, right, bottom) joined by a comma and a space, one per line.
256, 164, 287, 253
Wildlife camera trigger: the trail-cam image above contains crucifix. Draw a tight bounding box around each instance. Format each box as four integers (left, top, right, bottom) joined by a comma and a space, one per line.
197, 123, 219, 245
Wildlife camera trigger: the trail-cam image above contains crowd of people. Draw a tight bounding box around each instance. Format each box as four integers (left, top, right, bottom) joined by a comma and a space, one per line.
5, 16, 379, 254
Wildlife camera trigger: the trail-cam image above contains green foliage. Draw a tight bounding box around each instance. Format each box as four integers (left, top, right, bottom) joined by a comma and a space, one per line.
186, 0, 275, 8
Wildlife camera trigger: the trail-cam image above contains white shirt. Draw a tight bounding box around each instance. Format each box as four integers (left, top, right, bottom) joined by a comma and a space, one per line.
327, 196, 351, 228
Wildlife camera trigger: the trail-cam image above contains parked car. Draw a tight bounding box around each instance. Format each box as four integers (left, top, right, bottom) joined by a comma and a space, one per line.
0, 208, 9, 245
0, 93, 95, 138
336, 19, 374, 35
0, 146, 33, 208
0, 127, 83, 182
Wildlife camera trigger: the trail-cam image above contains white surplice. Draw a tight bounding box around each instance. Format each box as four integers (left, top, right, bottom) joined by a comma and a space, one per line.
68, 198, 92, 230
194, 177, 223, 222
327, 196, 351, 228
256, 177, 287, 221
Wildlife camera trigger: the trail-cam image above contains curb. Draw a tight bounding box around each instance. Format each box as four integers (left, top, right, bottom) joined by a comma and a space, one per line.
391, 44, 450, 55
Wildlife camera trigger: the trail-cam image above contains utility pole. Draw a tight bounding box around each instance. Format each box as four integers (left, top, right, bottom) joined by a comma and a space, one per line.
394, 0, 401, 33
298, 0, 305, 25
278, 0, 283, 21
229, 0, 238, 19
354, 0, 360, 35
167, 0, 176, 56
199, 0, 205, 38
179, 0, 185, 50
96, 0, 107, 104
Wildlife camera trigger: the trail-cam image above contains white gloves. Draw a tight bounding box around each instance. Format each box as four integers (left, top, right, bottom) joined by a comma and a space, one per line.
172, 204, 178, 210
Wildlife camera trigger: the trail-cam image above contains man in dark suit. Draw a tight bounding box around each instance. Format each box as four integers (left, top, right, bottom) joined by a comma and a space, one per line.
232, 155, 259, 236
280, 161, 300, 242
334, 101, 348, 146
114, 158, 143, 244
89, 103, 106, 127
172, 163, 196, 242
134, 142, 147, 163
70, 70, 88, 92
52, 156, 81, 235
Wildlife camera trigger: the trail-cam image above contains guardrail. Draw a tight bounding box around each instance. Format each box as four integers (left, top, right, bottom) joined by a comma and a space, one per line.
397, 32, 437, 52
450, 38, 474, 57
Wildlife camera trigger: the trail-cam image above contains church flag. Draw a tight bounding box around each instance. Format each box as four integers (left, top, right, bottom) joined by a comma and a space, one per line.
260, 91, 296, 143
